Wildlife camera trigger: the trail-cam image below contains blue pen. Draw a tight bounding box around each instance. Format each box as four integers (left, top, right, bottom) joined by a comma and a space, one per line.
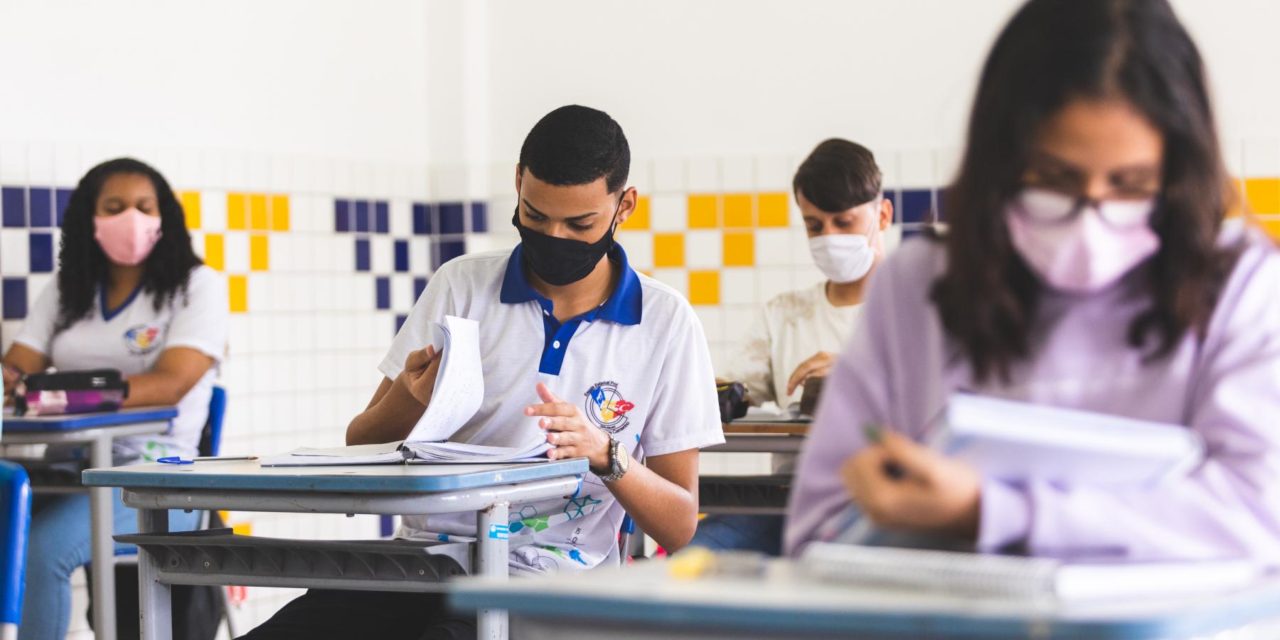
157, 456, 194, 465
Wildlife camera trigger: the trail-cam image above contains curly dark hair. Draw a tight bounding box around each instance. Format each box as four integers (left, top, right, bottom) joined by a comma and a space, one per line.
931, 0, 1239, 384
54, 158, 202, 333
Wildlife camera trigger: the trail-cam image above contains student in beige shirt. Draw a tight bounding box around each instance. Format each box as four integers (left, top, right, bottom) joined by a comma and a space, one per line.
698, 138, 892, 555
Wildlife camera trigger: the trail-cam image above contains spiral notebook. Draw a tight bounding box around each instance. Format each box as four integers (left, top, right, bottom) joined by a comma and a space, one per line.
801, 543, 1260, 602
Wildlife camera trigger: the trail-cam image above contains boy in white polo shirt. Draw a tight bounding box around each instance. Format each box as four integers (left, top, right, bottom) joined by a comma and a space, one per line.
241, 105, 724, 640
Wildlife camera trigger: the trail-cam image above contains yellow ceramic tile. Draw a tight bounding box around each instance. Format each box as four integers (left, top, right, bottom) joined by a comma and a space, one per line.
228, 275, 248, 313
178, 191, 201, 229
723, 231, 755, 267
758, 192, 790, 227
249, 194, 269, 230
232, 522, 252, 536
1259, 216, 1280, 240
623, 195, 651, 230
1245, 178, 1280, 214
270, 194, 290, 231
687, 194, 718, 229
723, 194, 753, 228
249, 234, 269, 271
653, 233, 685, 268
226, 193, 247, 230
688, 270, 720, 305
204, 234, 225, 271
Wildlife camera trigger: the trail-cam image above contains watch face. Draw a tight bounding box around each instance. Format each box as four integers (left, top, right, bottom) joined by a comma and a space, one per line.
616, 442, 630, 472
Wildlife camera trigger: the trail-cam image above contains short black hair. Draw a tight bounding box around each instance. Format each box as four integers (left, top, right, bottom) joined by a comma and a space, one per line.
792, 138, 882, 213
518, 105, 630, 194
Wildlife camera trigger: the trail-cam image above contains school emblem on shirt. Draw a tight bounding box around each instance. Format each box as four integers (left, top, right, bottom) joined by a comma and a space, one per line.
583, 381, 634, 434
123, 324, 163, 355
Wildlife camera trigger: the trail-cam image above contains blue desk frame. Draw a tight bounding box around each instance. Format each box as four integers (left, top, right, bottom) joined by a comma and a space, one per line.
84, 459, 588, 640
2, 407, 175, 640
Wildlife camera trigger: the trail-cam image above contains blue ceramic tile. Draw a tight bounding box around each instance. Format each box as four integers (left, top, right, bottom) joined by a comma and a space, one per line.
470, 202, 488, 233
433, 238, 466, 270
28, 233, 54, 273
438, 203, 465, 235
355, 201, 371, 233
935, 188, 949, 221
394, 240, 409, 272
900, 189, 934, 224
375, 201, 389, 234
2, 278, 27, 320
395, 314, 408, 334
2, 187, 25, 228
28, 188, 52, 228
412, 203, 433, 235
375, 276, 390, 310
55, 188, 72, 226
335, 199, 351, 232
355, 238, 371, 272
379, 515, 395, 538
413, 277, 428, 300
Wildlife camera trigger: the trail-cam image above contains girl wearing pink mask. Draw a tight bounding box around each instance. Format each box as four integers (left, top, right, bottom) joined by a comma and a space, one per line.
2, 158, 227, 640
787, 0, 1280, 563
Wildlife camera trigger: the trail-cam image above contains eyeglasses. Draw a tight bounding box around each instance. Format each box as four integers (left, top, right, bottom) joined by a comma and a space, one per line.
1011, 188, 1156, 229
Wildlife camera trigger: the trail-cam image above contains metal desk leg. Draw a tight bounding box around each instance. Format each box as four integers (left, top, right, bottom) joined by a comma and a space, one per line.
137, 506, 172, 640
89, 433, 118, 640
476, 501, 510, 640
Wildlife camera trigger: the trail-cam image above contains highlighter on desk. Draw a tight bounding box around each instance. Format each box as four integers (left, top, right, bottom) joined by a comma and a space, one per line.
667, 547, 766, 580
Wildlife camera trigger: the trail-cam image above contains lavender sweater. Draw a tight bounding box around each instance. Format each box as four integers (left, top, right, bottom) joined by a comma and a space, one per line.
785, 224, 1280, 562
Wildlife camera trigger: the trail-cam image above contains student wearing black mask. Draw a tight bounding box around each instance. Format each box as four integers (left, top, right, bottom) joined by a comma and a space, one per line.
239, 105, 724, 640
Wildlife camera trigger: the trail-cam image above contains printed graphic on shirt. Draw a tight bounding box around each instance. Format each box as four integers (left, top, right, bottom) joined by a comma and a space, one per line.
507, 494, 604, 536
584, 381, 634, 434
123, 324, 164, 356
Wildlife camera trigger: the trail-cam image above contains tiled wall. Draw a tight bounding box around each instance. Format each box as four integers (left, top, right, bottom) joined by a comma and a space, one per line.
2, 149, 1279, 633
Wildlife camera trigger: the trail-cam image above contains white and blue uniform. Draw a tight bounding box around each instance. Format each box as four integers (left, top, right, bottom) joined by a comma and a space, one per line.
14, 265, 228, 461
380, 244, 724, 573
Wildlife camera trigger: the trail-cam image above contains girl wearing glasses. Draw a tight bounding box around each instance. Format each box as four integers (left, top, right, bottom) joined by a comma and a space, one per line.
786, 0, 1280, 561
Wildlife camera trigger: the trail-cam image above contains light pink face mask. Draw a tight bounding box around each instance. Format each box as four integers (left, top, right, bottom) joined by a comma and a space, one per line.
94, 208, 163, 266
1005, 189, 1159, 293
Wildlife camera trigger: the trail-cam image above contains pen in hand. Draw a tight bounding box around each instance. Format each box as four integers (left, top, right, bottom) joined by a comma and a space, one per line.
863, 424, 907, 480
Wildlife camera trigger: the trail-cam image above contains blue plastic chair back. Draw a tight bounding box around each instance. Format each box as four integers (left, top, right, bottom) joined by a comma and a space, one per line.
0, 461, 32, 633
200, 386, 227, 458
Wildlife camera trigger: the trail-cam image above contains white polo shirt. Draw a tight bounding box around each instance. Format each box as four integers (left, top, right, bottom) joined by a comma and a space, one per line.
14, 266, 228, 461
380, 244, 724, 574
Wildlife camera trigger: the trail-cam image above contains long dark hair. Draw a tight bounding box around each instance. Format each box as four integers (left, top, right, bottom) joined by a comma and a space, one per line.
55, 158, 202, 333
931, 0, 1236, 383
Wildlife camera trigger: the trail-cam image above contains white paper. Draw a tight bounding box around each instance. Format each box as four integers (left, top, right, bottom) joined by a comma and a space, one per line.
403, 315, 485, 443
259, 442, 407, 466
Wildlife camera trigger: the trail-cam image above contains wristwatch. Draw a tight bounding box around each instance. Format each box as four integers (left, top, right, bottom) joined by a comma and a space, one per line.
596, 436, 631, 483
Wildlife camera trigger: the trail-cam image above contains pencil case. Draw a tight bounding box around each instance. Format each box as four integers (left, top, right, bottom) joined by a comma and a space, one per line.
14, 369, 130, 417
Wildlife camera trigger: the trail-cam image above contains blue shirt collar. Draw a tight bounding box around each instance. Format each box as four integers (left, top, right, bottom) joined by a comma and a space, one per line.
500, 243, 643, 326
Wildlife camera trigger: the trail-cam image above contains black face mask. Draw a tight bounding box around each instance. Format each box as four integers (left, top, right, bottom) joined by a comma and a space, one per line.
512, 202, 620, 286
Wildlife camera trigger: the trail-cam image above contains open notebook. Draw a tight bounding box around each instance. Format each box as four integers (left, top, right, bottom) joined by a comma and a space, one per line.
261, 316, 550, 467
801, 543, 1261, 601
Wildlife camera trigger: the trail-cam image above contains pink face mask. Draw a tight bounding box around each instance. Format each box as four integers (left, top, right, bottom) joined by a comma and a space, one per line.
1005, 188, 1159, 293
94, 208, 163, 266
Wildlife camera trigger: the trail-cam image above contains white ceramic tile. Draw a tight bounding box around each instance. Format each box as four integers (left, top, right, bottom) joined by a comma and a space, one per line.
649, 194, 686, 232
723, 308, 757, 343
934, 146, 963, 186
1243, 138, 1280, 177
391, 274, 414, 312
371, 236, 394, 274
685, 229, 721, 269
687, 157, 720, 192
432, 165, 469, 202
720, 268, 756, 306
26, 274, 52, 305
409, 238, 431, 274
201, 190, 228, 232
650, 268, 687, 298
897, 148, 937, 188
629, 158, 653, 195
1, 229, 29, 276
756, 228, 795, 267
722, 156, 754, 191
389, 199, 412, 237
616, 231, 653, 271
756, 156, 793, 192
651, 157, 686, 193
693, 307, 724, 341
26, 143, 55, 184
0, 141, 27, 182
224, 232, 250, 273
758, 268, 794, 302
53, 143, 84, 186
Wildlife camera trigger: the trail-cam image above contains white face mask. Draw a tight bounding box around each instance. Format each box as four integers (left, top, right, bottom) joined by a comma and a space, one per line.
809, 230, 877, 284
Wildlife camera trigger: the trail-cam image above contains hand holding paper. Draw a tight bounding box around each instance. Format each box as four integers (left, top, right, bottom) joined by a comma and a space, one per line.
399, 344, 441, 406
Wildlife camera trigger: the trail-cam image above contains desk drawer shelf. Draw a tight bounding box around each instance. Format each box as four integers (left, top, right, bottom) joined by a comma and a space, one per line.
117, 529, 470, 592
698, 474, 792, 516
